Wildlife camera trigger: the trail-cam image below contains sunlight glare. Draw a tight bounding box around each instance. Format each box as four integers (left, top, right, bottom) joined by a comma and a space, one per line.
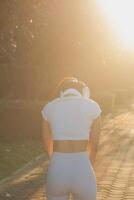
97, 0, 134, 49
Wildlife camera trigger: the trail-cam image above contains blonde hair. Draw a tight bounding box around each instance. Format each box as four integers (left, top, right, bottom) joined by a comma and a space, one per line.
50, 76, 87, 100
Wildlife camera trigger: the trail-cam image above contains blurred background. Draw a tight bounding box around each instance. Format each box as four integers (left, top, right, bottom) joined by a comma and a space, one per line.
0, 0, 134, 181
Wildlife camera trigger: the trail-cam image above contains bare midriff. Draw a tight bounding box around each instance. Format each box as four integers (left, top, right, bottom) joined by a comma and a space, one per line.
53, 140, 89, 153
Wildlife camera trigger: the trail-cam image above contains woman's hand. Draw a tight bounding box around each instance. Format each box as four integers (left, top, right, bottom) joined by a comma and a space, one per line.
42, 118, 53, 159
88, 116, 101, 168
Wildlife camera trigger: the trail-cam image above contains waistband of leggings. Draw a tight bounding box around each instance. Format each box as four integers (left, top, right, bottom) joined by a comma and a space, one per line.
52, 150, 89, 156
50, 151, 91, 162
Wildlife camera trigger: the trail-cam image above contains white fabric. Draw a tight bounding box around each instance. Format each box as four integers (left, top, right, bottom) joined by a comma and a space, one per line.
60, 88, 82, 98
46, 151, 97, 200
41, 88, 102, 140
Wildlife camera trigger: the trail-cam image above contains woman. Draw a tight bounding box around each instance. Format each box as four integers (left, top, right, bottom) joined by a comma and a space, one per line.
41, 76, 102, 200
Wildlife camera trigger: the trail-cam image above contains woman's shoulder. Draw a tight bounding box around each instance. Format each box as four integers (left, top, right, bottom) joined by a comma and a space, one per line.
83, 97, 100, 106
85, 98, 102, 119
43, 97, 61, 109
41, 98, 60, 121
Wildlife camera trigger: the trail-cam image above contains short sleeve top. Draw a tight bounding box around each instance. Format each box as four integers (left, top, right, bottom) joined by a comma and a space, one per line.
41, 88, 102, 140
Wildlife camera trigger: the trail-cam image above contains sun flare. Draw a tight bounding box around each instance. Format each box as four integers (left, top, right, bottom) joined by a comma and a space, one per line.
97, 0, 134, 49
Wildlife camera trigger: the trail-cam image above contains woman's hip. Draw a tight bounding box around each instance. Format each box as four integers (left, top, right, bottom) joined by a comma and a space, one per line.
47, 151, 96, 179
46, 151, 97, 196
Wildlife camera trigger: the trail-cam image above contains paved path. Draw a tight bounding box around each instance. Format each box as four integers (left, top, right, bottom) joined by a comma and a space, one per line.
0, 107, 134, 200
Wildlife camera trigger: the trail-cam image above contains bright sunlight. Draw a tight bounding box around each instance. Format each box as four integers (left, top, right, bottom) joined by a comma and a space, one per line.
97, 0, 134, 49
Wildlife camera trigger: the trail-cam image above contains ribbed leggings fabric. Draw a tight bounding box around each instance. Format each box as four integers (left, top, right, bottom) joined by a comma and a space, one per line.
45, 151, 97, 200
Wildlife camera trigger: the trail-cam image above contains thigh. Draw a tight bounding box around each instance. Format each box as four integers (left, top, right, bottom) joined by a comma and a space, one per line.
46, 155, 70, 198
46, 194, 69, 200
71, 158, 97, 200
72, 177, 96, 200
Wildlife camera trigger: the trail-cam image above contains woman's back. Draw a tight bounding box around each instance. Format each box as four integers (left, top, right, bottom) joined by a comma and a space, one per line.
41, 88, 101, 141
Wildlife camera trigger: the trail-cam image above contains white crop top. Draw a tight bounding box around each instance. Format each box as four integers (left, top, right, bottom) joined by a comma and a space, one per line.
41, 88, 102, 141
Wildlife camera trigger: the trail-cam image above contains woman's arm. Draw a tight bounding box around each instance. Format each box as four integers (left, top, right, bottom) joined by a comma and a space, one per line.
87, 116, 101, 167
41, 118, 53, 160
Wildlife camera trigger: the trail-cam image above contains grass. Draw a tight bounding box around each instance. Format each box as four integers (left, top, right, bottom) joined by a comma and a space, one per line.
0, 139, 44, 181
0, 99, 48, 182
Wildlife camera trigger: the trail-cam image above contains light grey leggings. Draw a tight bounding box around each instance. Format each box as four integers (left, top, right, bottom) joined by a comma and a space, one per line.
45, 151, 97, 200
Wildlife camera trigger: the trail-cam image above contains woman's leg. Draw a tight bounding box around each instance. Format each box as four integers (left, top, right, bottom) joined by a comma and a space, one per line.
46, 194, 69, 200
45, 152, 70, 200
45, 151, 96, 200
71, 152, 97, 200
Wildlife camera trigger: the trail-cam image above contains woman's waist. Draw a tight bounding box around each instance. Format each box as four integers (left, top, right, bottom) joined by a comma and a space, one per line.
53, 139, 89, 153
